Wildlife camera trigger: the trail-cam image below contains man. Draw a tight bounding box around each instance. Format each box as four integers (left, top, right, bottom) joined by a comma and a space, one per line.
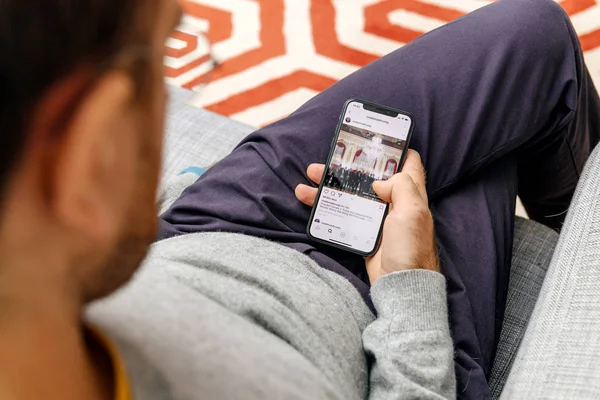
342, 167, 349, 190
0, 2, 598, 400
343, 168, 351, 191
368, 174, 376, 196
351, 170, 357, 193
358, 172, 363, 195
360, 172, 367, 196
0, 0, 445, 399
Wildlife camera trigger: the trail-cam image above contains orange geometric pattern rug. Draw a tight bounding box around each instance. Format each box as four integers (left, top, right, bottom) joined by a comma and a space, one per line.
165, 0, 600, 127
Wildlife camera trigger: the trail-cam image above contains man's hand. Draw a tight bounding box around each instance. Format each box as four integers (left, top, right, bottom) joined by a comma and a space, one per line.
295, 150, 439, 284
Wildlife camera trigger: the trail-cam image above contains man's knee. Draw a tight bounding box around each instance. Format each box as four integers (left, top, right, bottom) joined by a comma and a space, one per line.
507, 0, 566, 15
490, 0, 576, 62
500, 0, 571, 38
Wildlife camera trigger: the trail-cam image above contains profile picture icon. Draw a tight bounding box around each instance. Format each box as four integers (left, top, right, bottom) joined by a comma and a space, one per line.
314, 219, 321, 223
345, 117, 351, 123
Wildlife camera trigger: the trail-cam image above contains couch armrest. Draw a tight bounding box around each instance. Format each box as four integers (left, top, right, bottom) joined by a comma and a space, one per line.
490, 217, 559, 398
501, 145, 600, 399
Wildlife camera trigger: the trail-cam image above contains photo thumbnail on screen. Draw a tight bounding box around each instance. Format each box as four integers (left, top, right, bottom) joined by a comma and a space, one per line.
323, 123, 407, 203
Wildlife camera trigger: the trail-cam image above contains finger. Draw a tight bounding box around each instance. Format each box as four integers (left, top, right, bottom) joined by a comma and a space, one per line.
388, 173, 425, 210
372, 172, 422, 208
295, 184, 319, 207
307, 164, 326, 185
372, 151, 427, 203
401, 150, 428, 202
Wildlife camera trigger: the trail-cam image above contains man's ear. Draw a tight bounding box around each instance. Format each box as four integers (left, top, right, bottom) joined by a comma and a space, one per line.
33, 71, 137, 242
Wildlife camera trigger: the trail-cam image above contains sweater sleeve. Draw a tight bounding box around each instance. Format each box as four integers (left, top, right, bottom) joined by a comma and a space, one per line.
363, 270, 456, 399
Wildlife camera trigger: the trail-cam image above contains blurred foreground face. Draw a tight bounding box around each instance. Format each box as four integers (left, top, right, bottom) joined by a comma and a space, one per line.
84, 0, 178, 300
0, 0, 182, 301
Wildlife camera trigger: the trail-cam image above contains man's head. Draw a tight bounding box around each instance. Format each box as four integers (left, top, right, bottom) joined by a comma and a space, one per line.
0, 0, 182, 304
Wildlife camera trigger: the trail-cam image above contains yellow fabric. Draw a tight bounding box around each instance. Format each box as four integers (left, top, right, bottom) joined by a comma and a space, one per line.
88, 327, 133, 400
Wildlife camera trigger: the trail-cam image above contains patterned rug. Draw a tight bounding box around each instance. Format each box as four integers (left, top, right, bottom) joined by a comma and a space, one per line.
165, 0, 600, 127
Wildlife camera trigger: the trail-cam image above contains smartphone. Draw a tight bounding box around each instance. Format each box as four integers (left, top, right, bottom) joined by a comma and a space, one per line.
307, 99, 414, 256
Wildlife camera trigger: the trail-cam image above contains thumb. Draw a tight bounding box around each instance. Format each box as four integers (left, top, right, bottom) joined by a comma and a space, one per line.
372, 180, 393, 203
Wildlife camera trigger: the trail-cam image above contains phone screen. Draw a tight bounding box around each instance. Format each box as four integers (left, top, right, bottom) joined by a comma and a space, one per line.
308, 101, 413, 255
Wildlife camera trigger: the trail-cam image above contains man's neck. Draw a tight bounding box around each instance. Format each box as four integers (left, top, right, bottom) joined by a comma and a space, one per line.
0, 290, 114, 399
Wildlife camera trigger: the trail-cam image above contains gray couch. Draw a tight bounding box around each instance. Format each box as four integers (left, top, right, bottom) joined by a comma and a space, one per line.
162, 86, 600, 399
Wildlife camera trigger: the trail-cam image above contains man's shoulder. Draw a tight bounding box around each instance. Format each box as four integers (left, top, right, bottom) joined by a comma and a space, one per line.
85, 232, 371, 400
86, 252, 340, 400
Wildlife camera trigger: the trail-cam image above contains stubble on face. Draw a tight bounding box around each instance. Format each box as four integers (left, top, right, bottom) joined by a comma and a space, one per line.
82, 0, 182, 301
86, 133, 161, 301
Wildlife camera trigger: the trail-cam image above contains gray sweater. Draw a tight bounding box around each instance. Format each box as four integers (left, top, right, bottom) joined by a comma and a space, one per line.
87, 232, 455, 399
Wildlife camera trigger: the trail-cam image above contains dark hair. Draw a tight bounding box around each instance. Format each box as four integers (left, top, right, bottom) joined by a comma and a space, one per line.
0, 1, 152, 201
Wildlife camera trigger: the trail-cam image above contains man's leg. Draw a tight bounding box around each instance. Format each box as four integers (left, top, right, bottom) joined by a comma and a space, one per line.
160, 0, 600, 397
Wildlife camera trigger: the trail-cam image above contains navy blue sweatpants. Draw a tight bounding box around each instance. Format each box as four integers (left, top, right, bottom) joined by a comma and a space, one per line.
159, 0, 600, 397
